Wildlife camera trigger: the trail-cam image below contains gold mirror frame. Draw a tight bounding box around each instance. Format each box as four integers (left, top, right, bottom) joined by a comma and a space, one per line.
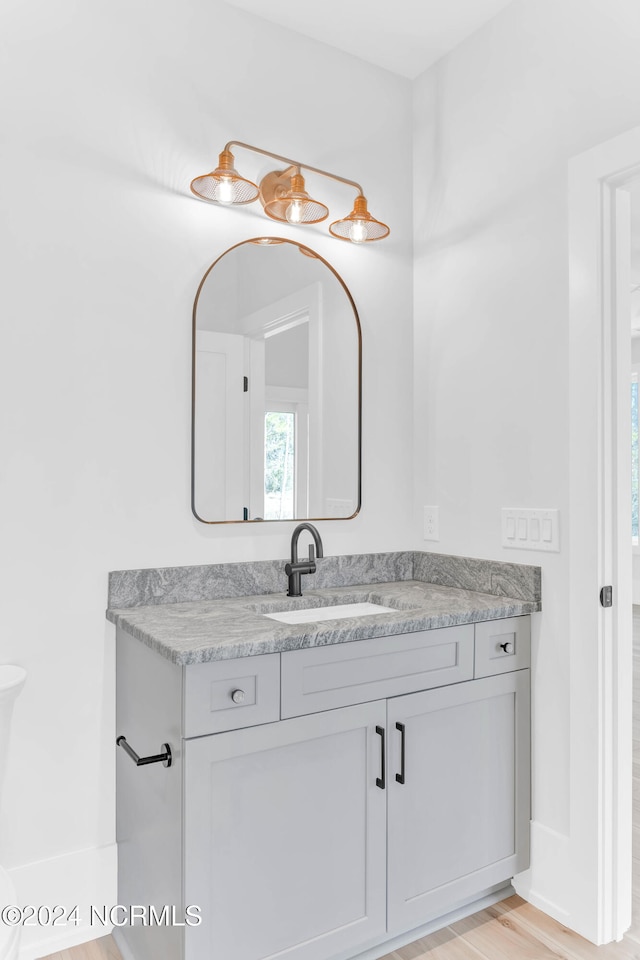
191, 238, 362, 524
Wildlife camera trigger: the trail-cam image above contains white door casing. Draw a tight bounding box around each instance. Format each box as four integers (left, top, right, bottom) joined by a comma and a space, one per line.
530, 125, 638, 944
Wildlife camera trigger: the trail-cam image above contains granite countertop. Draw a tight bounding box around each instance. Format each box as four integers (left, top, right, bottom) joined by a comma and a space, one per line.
107, 578, 540, 666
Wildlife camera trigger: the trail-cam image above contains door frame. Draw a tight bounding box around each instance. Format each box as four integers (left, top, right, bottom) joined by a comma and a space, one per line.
568, 125, 637, 942
241, 282, 324, 513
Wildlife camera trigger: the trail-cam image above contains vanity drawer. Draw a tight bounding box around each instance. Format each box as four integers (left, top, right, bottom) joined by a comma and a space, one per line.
474, 616, 530, 678
184, 654, 280, 737
281, 625, 474, 719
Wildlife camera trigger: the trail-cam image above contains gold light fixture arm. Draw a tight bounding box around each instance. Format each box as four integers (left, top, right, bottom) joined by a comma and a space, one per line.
225, 141, 365, 196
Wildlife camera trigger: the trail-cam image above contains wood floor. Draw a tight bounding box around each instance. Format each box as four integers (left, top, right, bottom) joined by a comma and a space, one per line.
39, 609, 640, 960
39, 937, 121, 960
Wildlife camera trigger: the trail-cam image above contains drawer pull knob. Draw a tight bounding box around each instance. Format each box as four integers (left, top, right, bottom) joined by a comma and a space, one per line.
499, 642, 514, 654
231, 689, 246, 704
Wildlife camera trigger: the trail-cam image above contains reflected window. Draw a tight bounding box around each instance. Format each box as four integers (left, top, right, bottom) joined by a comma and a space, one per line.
264, 410, 295, 520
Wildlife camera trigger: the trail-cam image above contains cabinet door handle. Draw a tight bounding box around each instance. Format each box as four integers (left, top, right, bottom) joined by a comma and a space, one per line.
396, 722, 406, 784
375, 725, 385, 789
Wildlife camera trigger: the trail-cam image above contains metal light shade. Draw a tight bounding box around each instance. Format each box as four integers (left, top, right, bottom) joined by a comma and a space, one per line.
190, 150, 259, 205
329, 194, 390, 243
263, 170, 329, 225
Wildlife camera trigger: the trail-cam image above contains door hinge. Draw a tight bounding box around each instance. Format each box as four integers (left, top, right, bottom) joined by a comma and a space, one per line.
243, 376, 248, 392
600, 585, 613, 608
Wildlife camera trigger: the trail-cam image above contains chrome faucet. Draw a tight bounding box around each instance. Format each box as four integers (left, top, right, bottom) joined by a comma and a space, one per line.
285, 523, 324, 597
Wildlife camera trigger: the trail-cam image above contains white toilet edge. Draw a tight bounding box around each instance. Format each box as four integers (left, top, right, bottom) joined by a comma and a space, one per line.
0, 666, 26, 700
0, 867, 20, 960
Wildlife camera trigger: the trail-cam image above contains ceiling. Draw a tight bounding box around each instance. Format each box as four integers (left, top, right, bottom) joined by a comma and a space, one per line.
222, 0, 516, 79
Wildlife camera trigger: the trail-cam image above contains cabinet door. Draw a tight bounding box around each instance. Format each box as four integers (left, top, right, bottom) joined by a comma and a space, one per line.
184, 701, 387, 960
387, 671, 530, 932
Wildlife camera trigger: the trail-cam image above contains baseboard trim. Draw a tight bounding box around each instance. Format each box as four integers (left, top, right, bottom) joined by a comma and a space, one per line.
515, 886, 570, 923
9, 843, 117, 960
512, 820, 570, 926
112, 928, 137, 960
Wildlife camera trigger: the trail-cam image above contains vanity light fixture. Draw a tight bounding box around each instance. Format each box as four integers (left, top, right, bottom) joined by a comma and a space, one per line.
329, 194, 390, 243
190, 149, 259, 205
262, 167, 329, 225
190, 141, 390, 243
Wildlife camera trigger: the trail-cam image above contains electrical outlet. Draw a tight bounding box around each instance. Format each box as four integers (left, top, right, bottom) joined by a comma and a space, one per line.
423, 506, 440, 541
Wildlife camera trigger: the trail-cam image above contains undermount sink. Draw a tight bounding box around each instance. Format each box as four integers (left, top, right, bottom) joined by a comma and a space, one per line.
264, 602, 396, 624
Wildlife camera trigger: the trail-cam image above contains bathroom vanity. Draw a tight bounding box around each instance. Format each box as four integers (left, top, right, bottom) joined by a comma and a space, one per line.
110, 553, 538, 960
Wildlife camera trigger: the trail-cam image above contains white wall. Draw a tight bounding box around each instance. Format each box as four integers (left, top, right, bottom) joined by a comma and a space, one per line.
413, 0, 640, 927
632, 338, 640, 604
0, 1, 413, 953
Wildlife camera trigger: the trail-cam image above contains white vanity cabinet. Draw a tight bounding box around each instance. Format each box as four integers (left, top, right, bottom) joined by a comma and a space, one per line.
115, 615, 531, 960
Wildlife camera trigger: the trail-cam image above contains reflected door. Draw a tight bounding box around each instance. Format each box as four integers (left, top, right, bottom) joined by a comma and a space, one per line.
194, 331, 246, 521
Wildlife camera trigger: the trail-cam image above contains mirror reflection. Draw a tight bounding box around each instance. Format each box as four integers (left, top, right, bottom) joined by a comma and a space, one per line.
192, 239, 361, 523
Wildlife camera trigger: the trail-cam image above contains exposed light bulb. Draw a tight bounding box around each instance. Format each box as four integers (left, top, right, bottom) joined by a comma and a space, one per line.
348, 219, 368, 243
286, 199, 304, 224
214, 177, 234, 204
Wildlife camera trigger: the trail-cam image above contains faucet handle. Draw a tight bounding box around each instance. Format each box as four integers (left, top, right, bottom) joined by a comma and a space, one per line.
285, 559, 316, 576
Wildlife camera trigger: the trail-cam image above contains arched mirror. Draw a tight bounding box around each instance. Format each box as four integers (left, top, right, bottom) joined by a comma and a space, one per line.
192, 239, 361, 523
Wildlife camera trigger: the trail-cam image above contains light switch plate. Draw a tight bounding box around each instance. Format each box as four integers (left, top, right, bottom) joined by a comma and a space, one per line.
502, 508, 559, 552
423, 506, 440, 541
